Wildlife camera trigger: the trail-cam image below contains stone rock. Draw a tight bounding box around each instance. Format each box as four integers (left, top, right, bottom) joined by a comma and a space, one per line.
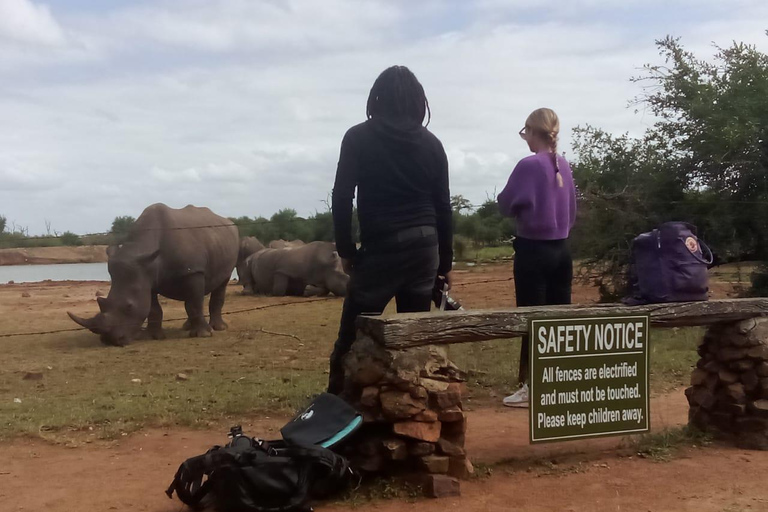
718, 370, 739, 384
21, 292, 30, 298
432, 387, 462, 410
704, 373, 720, 391
394, 420, 441, 442
742, 371, 759, 392
719, 347, 749, 362
441, 418, 467, 446
737, 318, 758, 335
409, 442, 436, 457
380, 390, 426, 419
448, 456, 475, 479
362, 410, 385, 424
720, 403, 747, 416
424, 475, 460, 498
748, 346, 768, 360
360, 386, 380, 408
703, 360, 723, 374
420, 378, 450, 393
356, 453, 385, 473
22, 371, 43, 381
437, 438, 465, 457
726, 383, 746, 403
730, 359, 755, 372
685, 386, 716, 409
710, 412, 735, 432
413, 409, 439, 423
735, 416, 768, 433
420, 455, 450, 474
382, 439, 408, 461
344, 336, 392, 387
748, 399, 768, 418
736, 432, 768, 451
688, 406, 710, 429
175, 373, 189, 381
757, 362, 768, 378
744, 318, 768, 347
690, 368, 708, 386
438, 407, 465, 423
410, 386, 428, 400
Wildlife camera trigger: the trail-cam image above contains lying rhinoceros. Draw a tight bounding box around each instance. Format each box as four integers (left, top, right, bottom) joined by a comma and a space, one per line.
245, 241, 348, 297
68, 203, 239, 345
268, 239, 306, 249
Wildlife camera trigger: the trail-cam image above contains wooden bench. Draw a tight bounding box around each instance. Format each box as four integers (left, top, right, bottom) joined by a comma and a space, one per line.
340, 298, 768, 491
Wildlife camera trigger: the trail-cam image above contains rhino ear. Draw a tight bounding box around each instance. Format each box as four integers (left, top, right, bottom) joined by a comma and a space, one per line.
106, 245, 120, 258
138, 249, 160, 267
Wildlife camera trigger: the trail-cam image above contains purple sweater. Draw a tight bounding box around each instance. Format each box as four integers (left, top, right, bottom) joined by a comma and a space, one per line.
497, 153, 577, 240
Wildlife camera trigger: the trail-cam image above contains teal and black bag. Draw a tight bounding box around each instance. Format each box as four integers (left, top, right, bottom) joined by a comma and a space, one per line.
166, 394, 362, 512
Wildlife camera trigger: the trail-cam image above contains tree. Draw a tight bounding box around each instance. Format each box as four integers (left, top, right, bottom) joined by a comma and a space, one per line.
60, 231, 83, 246
572, 34, 768, 299
111, 216, 136, 237
0, 215, 5, 234
451, 195, 473, 213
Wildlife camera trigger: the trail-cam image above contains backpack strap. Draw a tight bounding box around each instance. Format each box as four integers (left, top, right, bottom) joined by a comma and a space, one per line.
165, 448, 220, 508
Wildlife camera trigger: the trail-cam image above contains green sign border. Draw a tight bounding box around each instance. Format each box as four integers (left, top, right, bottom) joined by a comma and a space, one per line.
528, 315, 651, 444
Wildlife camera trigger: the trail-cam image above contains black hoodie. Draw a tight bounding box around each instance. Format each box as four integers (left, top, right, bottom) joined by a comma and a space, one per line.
332, 118, 453, 276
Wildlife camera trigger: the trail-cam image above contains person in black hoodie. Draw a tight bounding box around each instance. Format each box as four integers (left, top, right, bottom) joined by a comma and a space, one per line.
328, 65, 453, 395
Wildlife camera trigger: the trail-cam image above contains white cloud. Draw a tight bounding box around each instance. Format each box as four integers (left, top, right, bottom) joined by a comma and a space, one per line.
0, 0, 65, 47
0, 0, 766, 234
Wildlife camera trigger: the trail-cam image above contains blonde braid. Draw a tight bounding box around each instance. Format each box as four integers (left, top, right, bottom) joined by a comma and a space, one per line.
549, 131, 563, 188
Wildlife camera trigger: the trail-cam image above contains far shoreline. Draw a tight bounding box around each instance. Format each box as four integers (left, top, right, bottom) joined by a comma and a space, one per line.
0, 246, 109, 266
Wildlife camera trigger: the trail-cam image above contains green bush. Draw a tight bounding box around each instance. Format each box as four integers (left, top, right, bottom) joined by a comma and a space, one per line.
60, 232, 83, 246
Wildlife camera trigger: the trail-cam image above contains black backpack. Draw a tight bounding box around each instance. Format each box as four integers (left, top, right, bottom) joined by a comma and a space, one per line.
166, 427, 357, 512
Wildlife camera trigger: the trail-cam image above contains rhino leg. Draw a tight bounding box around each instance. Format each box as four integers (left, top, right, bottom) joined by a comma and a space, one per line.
182, 275, 212, 338
146, 292, 166, 340
209, 280, 228, 331
304, 285, 329, 297
271, 273, 289, 296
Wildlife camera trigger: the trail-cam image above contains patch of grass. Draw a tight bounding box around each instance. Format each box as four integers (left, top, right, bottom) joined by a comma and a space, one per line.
338, 476, 423, 508
469, 245, 514, 263
0, 293, 338, 441
632, 425, 712, 462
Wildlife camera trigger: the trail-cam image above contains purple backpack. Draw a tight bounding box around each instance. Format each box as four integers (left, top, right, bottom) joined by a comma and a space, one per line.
623, 222, 713, 305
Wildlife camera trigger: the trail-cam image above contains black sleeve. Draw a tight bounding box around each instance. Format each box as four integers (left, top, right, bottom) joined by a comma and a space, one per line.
332, 130, 358, 260
433, 140, 453, 275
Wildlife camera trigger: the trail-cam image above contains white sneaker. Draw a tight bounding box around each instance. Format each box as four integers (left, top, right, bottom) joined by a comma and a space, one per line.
503, 383, 529, 408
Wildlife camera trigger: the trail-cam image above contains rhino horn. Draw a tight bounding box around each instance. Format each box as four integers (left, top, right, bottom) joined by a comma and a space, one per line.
68, 312, 102, 334
97, 296, 108, 313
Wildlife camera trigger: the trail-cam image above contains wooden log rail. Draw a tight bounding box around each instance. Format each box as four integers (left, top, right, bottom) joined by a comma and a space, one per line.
356, 298, 768, 350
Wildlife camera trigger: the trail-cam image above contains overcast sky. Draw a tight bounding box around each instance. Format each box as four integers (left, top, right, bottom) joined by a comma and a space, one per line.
1, 0, 767, 235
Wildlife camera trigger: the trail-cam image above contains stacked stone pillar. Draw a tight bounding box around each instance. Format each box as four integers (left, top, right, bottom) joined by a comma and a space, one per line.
687, 317, 768, 449
341, 335, 472, 496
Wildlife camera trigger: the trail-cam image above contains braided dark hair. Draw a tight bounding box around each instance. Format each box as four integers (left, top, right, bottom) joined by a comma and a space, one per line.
366, 66, 431, 126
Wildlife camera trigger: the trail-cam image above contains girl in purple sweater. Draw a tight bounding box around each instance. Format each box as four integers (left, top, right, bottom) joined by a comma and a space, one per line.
497, 108, 577, 407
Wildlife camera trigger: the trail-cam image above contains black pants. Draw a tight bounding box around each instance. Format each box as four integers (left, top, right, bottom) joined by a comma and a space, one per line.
514, 237, 573, 384
327, 231, 439, 395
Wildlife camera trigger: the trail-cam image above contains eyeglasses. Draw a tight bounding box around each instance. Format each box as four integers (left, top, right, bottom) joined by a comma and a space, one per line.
519, 127, 527, 140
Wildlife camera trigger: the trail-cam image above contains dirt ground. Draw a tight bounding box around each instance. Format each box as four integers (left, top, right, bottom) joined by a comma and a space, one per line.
0, 263, 764, 512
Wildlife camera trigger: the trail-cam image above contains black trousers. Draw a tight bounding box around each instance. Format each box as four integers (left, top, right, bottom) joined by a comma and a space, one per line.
328, 232, 439, 395
514, 237, 573, 384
